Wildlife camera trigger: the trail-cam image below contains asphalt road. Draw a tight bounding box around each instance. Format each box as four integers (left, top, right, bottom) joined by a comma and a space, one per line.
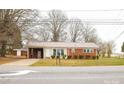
0, 66, 124, 84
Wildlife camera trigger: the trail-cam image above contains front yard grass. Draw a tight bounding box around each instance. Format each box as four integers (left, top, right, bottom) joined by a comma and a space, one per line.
31, 57, 124, 66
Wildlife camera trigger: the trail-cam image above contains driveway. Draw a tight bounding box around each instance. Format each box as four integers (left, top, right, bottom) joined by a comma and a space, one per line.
1, 59, 39, 66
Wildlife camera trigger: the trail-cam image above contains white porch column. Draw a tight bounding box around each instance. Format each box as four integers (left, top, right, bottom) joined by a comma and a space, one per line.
43, 48, 46, 59
17, 50, 21, 56
27, 48, 29, 58
64, 48, 67, 55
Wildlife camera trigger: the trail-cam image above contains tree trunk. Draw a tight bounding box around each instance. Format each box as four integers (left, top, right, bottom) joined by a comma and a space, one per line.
0, 41, 6, 57
102, 52, 105, 57
107, 53, 111, 58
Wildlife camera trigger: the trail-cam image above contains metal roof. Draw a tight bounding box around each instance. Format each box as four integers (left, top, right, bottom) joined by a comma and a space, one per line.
27, 41, 99, 48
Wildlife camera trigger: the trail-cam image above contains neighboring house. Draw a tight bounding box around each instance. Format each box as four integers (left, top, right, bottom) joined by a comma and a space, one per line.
27, 41, 99, 59
111, 52, 124, 58
13, 49, 27, 57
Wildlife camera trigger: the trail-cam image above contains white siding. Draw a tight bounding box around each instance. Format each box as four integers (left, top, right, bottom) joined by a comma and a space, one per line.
17, 50, 21, 56
44, 48, 53, 58
64, 48, 67, 55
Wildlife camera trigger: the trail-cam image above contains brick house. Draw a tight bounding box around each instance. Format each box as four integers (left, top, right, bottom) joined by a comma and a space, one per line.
27, 41, 99, 59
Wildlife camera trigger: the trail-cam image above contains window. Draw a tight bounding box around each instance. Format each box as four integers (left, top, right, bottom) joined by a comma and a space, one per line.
84, 49, 86, 53
53, 49, 64, 56
83, 48, 93, 53
90, 49, 94, 53
53, 49, 56, 56
61, 49, 64, 56
87, 49, 90, 53
57, 49, 61, 56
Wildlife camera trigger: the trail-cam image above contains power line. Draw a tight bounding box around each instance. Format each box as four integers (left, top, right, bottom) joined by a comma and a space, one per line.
40, 9, 124, 12
112, 8, 124, 41
114, 30, 124, 41
1, 19, 124, 25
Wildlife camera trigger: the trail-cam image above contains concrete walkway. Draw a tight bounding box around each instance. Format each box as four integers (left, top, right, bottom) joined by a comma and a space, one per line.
1, 59, 39, 66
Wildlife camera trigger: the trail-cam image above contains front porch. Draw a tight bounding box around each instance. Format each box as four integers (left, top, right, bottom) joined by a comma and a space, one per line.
28, 48, 44, 58
28, 48, 67, 59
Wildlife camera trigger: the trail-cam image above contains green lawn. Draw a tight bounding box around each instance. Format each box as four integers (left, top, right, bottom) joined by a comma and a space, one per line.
31, 57, 124, 66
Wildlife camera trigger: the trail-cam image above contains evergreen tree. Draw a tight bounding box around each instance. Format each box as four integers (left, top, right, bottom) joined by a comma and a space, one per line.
121, 42, 124, 52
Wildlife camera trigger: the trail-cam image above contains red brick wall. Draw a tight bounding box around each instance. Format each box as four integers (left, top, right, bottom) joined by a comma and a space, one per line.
67, 48, 97, 58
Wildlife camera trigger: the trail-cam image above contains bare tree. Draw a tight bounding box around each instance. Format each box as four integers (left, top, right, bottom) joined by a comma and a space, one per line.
0, 9, 38, 57
98, 41, 107, 57
43, 10, 68, 42
21, 28, 37, 42
106, 40, 115, 58
35, 25, 50, 41
68, 19, 83, 42
22, 24, 51, 43
82, 23, 98, 43
98, 40, 115, 58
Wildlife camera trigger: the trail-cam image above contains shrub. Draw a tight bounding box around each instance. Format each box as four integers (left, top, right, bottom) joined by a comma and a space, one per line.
63, 55, 67, 59
68, 56, 71, 59
79, 55, 84, 59
92, 56, 96, 59
96, 56, 99, 59
51, 55, 55, 59
56, 56, 60, 59
74, 55, 78, 59
86, 55, 90, 59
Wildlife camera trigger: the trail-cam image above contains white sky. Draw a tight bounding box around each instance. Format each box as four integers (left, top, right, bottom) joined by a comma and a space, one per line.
1, 0, 124, 52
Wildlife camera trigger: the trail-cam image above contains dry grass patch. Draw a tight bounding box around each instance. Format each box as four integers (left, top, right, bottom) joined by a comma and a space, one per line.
0, 56, 26, 64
